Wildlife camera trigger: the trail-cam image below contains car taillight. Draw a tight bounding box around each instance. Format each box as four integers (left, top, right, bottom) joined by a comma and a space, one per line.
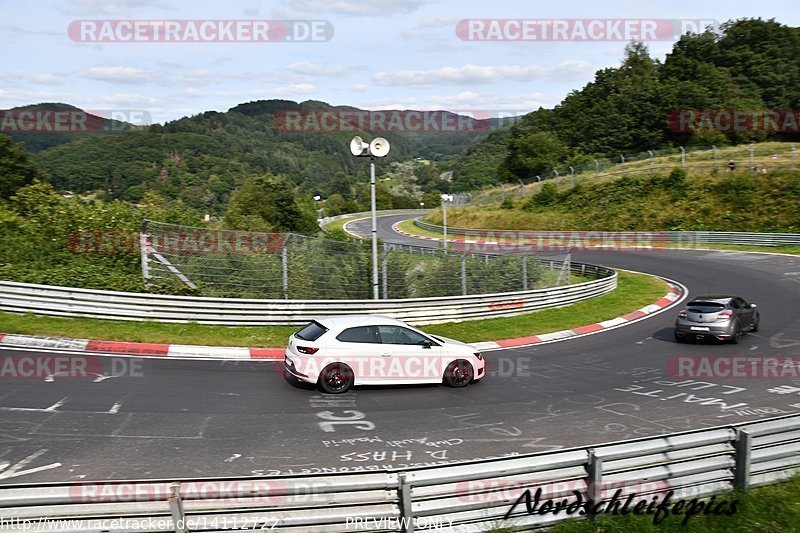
678, 310, 687, 319
718, 311, 733, 319
297, 346, 319, 354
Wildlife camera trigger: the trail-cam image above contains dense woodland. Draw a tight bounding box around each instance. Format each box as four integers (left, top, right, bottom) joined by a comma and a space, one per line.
1, 18, 799, 291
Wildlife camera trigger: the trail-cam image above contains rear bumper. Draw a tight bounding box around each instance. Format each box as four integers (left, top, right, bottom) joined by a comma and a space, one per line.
675, 321, 734, 340
284, 351, 312, 382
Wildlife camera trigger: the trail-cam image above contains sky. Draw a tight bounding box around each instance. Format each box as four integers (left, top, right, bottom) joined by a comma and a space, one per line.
0, 0, 796, 124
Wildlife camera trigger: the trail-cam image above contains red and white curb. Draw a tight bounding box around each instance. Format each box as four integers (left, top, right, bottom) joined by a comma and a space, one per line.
0, 276, 685, 360
0, 333, 283, 361
472, 276, 686, 351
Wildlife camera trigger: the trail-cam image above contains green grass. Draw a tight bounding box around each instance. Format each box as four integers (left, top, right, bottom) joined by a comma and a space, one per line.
422, 271, 665, 342
0, 272, 666, 347
395, 219, 800, 256
539, 475, 800, 533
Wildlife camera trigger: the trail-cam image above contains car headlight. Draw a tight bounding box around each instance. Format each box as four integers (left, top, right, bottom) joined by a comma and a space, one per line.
474, 352, 483, 360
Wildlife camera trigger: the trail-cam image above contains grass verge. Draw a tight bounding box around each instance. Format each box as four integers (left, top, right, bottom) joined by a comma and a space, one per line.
540, 474, 800, 533
0, 271, 666, 347
396, 218, 800, 257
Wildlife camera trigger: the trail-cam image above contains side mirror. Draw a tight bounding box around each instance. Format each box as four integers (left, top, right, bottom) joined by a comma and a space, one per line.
421, 340, 432, 349
750, 303, 757, 308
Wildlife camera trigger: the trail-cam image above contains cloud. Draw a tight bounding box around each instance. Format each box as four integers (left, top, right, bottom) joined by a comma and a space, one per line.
349, 84, 368, 92
272, 0, 429, 17
81, 66, 152, 84
285, 61, 365, 77
372, 61, 596, 87
363, 91, 556, 112
101, 92, 162, 106
63, 0, 172, 15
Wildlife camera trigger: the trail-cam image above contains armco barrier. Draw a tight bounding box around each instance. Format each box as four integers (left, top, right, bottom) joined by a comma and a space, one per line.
413, 218, 800, 247
1, 414, 798, 532
0, 261, 615, 326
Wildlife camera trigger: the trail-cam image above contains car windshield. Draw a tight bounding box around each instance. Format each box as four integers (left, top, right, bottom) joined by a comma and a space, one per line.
295, 321, 328, 341
687, 302, 726, 313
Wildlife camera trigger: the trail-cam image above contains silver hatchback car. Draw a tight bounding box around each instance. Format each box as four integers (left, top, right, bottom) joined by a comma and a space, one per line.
674, 295, 759, 344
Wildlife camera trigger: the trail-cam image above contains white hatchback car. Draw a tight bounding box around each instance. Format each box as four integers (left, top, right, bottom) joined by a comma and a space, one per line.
284, 315, 485, 393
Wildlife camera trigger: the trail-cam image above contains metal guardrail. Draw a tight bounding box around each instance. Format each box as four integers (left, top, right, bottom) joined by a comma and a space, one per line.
0, 261, 615, 326
319, 209, 430, 231
2, 414, 798, 532
413, 219, 800, 247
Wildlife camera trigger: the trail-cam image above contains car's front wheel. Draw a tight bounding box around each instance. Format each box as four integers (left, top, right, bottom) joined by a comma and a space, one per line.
318, 363, 354, 394
443, 360, 474, 388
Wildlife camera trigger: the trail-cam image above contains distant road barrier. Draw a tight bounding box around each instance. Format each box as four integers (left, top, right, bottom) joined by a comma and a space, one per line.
413, 218, 800, 248
1, 414, 798, 532
0, 260, 614, 326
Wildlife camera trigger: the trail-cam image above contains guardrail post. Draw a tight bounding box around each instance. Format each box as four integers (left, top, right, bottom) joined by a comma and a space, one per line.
168, 482, 187, 533
734, 428, 753, 491
587, 449, 603, 521
398, 473, 415, 532
461, 253, 467, 296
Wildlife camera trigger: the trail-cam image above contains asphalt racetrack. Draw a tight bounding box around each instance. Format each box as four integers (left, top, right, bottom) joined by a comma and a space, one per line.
2, 214, 800, 483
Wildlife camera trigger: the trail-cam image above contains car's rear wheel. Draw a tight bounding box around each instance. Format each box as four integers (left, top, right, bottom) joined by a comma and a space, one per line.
318, 363, 354, 394
729, 324, 742, 344
674, 331, 687, 343
443, 360, 473, 388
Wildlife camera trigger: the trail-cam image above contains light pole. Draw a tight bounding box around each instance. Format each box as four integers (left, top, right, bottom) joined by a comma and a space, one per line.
350, 136, 390, 300
441, 194, 454, 252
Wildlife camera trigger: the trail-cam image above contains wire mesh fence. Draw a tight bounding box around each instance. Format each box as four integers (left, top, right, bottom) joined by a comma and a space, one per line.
467, 142, 799, 206
141, 220, 575, 299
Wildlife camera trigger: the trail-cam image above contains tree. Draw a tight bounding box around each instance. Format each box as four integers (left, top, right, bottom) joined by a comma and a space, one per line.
225, 174, 317, 233
504, 131, 568, 179
0, 134, 43, 199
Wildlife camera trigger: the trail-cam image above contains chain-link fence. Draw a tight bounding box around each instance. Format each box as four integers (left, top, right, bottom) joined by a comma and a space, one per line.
467, 142, 799, 206
141, 220, 577, 299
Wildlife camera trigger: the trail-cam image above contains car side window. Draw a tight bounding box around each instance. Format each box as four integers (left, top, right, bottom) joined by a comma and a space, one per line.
378, 326, 431, 346
337, 326, 378, 344
732, 298, 745, 309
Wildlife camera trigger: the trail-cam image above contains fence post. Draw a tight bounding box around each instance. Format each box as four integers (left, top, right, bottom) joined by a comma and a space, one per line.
792, 144, 796, 172
587, 450, 603, 521
168, 482, 187, 533
461, 253, 467, 295
569, 166, 575, 186
594, 159, 599, 179
139, 218, 151, 286
648, 150, 654, 176
734, 428, 752, 492
680, 146, 685, 170
522, 255, 528, 291
620, 155, 625, 176
281, 235, 290, 299
712, 145, 717, 171
381, 244, 389, 299
398, 473, 414, 533
750, 143, 754, 171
